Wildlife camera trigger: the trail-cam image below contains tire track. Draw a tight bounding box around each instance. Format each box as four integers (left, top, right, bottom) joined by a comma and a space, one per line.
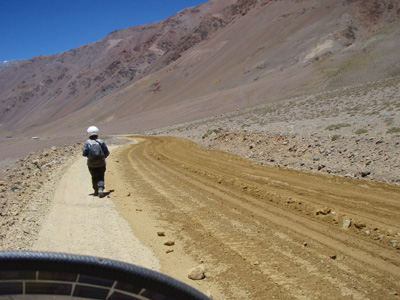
112, 136, 400, 300
143, 137, 400, 267
159, 136, 400, 231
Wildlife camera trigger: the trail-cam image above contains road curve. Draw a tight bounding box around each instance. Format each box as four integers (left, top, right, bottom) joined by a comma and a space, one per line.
109, 136, 400, 300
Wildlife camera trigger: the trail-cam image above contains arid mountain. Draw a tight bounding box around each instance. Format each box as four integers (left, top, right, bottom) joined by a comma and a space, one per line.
0, 60, 20, 71
0, 0, 399, 138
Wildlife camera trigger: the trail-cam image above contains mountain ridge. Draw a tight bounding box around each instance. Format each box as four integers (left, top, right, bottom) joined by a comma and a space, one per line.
0, 0, 399, 138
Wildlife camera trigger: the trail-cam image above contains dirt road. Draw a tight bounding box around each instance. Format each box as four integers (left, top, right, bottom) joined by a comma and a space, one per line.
32, 147, 160, 271
33, 136, 400, 299
107, 136, 400, 300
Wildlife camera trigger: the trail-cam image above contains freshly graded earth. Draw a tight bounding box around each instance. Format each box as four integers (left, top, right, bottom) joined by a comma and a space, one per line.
1, 77, 400, 299
106, 136, 400, 299
31, 146, 160, 271
1, 134, 400, 299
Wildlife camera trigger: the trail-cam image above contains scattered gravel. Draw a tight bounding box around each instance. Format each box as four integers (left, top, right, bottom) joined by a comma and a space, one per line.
1, 77, 399, 254
0, 143, 82, 250
147, 76, 400, 185
0, 136, 133, 251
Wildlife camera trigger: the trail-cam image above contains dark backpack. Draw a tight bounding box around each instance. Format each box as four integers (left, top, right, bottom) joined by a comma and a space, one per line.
88, 140, 105, 162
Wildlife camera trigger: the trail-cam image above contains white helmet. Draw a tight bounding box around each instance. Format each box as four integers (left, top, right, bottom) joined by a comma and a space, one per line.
87, 126, 99, 137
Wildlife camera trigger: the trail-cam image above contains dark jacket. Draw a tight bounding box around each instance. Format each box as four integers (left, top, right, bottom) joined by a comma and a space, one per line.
82, 136, 110, 168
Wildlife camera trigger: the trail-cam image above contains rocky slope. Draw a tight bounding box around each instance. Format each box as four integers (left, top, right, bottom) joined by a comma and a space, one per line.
1, 0, 400, 259
0, 60, 20, 71
0, 143, 81, 250
148, 76, 400, 185
0, 0, 237, 135
0, 136, 130, 251
0, 75, 399, 269
1, 0, 399, 140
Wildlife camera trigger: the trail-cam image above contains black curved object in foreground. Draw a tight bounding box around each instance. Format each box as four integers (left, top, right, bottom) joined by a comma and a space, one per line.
0, 251, 211, 300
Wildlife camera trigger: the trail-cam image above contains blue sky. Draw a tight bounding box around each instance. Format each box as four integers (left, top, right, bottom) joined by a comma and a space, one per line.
0, 0, 206, 62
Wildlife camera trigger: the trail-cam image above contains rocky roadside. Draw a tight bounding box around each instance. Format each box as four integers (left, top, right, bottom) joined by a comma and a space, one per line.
147, 77, 400, 185
0, 136, 135, 251
197, 128, 400, 185
1, 77, 399, 254
0, 143, 82, 251
1, 127, 397, 262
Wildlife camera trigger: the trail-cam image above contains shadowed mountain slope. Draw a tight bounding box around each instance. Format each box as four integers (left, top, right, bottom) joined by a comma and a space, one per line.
0, 0, 399, 138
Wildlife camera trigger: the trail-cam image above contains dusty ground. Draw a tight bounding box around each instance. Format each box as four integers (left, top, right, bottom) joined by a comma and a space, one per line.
0, 77, 400, 299
151, 76, 400, 185
31, 145, 160, 271
106, 136, 400, 300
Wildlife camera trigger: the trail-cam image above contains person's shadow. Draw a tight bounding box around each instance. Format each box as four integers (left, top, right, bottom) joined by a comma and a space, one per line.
89, 189, 115, 198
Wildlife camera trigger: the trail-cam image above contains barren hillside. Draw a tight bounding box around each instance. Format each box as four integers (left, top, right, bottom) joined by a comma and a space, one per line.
1, 0, 399, 144
0, 2, 400, 299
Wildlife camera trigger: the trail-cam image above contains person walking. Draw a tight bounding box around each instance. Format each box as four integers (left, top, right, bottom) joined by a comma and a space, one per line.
82, 126, 110, 197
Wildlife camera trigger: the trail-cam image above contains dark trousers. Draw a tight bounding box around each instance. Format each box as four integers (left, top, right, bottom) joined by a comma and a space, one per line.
88, 166, 106, 192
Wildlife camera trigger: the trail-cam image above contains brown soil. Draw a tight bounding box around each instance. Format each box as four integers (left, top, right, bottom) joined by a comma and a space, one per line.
106, 136, 400, 299
1, 77, 399, 299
